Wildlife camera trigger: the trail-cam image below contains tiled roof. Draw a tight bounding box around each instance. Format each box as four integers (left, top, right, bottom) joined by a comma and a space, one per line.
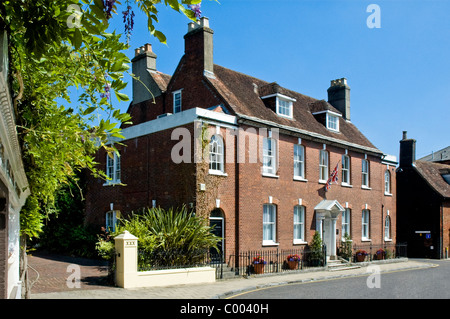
415, 160, 450, 199
151, 71, 172, 92
206, 65, 380, 154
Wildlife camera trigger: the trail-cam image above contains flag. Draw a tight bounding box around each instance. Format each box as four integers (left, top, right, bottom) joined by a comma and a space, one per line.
326, 161, 340, 191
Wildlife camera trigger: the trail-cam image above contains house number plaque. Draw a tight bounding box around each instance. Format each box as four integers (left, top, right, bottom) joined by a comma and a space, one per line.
125, 240, 137, 247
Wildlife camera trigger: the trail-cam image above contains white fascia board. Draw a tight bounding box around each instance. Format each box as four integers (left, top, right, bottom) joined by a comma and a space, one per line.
260, 93, 297, 102
312, 110, 342, 117
110, 108, 237, 143
236, 113, 383, 156
382, 154, 398, 165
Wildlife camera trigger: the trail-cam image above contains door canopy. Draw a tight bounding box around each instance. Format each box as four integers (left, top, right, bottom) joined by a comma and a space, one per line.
314, 199, 345, 219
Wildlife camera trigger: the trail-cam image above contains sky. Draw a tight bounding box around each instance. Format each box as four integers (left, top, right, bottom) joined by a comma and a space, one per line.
106, 0, 450, 160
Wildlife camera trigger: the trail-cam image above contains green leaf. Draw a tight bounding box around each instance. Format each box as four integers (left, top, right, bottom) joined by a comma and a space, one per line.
73, 28, 82, 50
114, 91, 130, 102
83, 107, 97, 115
153, 30, 167, 44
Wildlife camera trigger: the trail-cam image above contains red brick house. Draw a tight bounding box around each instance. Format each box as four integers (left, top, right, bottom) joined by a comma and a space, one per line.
85, 18, 397, 261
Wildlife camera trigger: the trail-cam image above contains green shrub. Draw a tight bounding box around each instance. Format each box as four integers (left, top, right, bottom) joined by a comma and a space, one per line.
96, 206, 221, 269
308, 231, 324, 266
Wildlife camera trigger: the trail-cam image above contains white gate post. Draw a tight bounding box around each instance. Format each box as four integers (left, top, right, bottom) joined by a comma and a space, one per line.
114, 231, 138, 288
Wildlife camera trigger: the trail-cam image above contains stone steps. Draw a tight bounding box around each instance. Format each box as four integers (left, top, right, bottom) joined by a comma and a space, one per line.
327, 259, 362, 272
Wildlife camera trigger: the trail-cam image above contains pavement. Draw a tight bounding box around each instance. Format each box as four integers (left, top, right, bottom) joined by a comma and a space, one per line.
28, 252, 438, 299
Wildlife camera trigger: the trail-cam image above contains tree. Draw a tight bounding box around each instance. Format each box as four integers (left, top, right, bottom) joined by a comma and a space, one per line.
0, 0, 206, 297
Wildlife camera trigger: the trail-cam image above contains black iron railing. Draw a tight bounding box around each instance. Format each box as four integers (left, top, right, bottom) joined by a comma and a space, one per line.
136, 243, 407, 279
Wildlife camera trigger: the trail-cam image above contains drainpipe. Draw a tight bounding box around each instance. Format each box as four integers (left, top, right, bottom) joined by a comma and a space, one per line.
381, 204, 384, 246
441, 202, 444, 259
234, 128, 240, 263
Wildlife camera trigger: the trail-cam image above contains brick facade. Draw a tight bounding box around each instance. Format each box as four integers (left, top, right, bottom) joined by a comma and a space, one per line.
85, 17, 397, 260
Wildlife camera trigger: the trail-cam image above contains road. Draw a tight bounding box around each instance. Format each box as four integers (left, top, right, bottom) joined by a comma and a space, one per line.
228, 259, 450, 299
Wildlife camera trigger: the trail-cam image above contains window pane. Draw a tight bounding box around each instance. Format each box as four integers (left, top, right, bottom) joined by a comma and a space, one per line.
362, 210, 369, 238
209, 135, 224, 172
263, 138, 276, 174
263, 204, 276, 241
319, 150, 328, 180
294, 206, 304, 241
385, 170, 390, 193
294, 145, 304, 178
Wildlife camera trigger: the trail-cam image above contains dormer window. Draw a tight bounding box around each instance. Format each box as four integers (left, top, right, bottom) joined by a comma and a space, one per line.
310, 100, 342, 132
326, 113, 340, 132
276, 97, 293, 118
260, 91, 296, 119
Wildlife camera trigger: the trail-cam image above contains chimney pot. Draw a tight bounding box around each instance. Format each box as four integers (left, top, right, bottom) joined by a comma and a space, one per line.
200, 17, 209, 28
402, 131, 407, 140
144, 43, 152, 52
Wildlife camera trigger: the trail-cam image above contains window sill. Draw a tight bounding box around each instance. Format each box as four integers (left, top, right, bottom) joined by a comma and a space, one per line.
341, 183, 353, 188
103, 180, 122, 186
293, 240, 307, 245
209, 170, 228, 177
384, 192, 393, 196
361, 238, 372, 242
318, 179, 328, 184
384, 238, 392, 242
262, 173, 279, 179
262, 241, 279, 247
293, 176, 308, 182
361, 186, 372, 190
276, 113, 293, 120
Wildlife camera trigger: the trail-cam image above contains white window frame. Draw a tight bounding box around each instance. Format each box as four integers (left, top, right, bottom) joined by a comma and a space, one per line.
293, 144, 305, 180
361, 159, 370, 188
326, 113, 339, 132
262, 137, 277, 176
319, 150, 329, 182
362, 209, 370, 240
342, 208, 351, 239
263, 204, 277, 245
276, 97, 293, 118
293, 205, 306, 244
209, 135, 225, 175
173, 90, 182, 114
341, 154, 351, 185
105, 152, 121, 185
384, 170, 391, 195
105, 211, 120, 232
384, 215, 391, 241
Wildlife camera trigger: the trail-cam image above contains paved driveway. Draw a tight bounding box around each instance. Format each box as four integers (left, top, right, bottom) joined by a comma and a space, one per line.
27, 251, 113, 294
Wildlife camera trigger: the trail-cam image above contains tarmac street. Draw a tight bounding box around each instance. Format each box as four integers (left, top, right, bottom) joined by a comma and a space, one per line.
28, 253, 437, 300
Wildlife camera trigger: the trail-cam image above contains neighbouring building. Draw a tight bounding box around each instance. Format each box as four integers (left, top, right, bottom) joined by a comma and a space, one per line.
419, 146, 450, 165
397, 132, 450, 259
85, 18, 397, 261
0, 30, 30, 298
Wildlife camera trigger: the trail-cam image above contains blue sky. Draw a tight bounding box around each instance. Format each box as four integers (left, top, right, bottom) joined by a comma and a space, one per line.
107, 0, 450, 160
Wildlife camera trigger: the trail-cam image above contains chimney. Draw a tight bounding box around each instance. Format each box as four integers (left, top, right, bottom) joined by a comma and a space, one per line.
327, 78, 350, 121
184, 17, 214, 76
131, 43, 161, 104
399, 131, 416, 167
